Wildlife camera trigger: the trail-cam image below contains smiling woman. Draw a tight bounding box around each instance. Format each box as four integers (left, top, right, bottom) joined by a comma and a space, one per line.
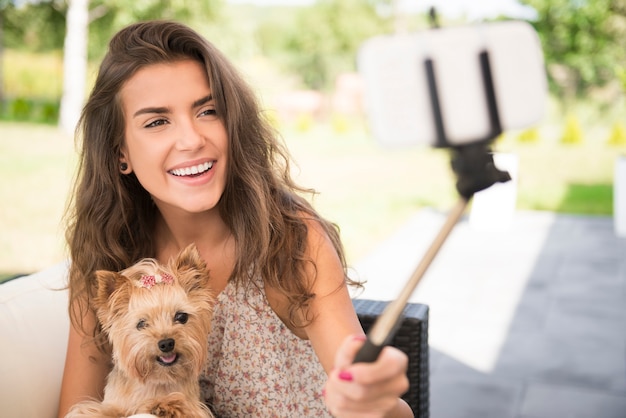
56, 20, 413, 418
119, 60, 228, 215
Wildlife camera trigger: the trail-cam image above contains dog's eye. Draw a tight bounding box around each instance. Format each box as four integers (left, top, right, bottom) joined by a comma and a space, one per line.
174, 312, 188, 324
136, 319, 147, 330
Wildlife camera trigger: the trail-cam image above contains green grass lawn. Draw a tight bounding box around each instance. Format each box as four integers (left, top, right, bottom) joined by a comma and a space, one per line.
285, 122, 621, 260
0, 120, 621, 280
0, 123, 75, 279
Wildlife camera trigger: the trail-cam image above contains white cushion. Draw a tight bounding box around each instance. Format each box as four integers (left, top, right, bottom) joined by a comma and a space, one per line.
0, 262, 70, 418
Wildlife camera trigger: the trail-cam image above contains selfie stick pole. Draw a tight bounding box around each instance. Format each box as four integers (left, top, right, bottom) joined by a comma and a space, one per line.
353, 27, 511, 363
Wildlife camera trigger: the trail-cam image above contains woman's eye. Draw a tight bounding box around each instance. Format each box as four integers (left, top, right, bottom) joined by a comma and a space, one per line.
174, 312, 189, 324
199, 108, 217, 118
137, 319, 147, 330
145, 118, 168, 128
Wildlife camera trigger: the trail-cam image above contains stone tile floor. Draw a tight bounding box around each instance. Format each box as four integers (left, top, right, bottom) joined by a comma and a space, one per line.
352, 209, 626, 418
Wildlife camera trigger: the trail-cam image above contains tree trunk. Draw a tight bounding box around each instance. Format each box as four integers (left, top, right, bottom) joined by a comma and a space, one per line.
0, 10, 5, 105
59, 0, 88, 135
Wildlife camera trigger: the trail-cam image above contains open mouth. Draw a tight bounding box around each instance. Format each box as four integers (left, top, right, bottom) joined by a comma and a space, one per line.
169, 161, 213, 177
157, 352, 179, 367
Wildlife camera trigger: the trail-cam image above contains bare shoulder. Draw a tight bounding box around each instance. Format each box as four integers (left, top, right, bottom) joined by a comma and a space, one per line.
301, 216, 344, 287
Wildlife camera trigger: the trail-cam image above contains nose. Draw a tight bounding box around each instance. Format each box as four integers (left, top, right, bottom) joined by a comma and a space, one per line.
175, 120, 205, 151
158, 338, 175, 353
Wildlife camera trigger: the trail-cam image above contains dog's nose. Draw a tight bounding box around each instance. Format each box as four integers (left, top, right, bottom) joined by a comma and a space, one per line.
158, 338, 175, 352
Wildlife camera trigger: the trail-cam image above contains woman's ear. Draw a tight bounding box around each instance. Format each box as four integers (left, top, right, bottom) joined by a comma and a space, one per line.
119, 150, 132, 174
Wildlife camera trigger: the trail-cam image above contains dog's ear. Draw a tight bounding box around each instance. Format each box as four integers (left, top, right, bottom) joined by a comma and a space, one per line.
173, 243, 210, 292
93, 270, 126, 310
174, 243, 206, 272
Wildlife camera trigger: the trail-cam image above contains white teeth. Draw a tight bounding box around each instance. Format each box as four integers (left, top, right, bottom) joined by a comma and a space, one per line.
170, 162, 213, 177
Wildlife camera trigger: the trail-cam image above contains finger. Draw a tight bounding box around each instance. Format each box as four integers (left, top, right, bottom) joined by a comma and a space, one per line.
325, 385, 398, 418
350, 346, 409, 385
329, 349, 409, 402
339, 369, 409, 404
334, 334, 367, 371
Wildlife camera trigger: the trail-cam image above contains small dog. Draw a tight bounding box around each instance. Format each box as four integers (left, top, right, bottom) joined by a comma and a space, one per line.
66, 244, 215, 418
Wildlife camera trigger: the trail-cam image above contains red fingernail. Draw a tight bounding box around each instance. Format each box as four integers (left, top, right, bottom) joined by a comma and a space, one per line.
338, 371, 353, 381
353, 335, 367, 341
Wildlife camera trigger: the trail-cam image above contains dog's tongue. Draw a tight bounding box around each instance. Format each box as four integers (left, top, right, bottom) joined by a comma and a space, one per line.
159, 353, 177, 364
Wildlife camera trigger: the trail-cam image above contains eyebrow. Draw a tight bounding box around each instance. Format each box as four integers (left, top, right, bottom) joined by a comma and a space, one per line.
133, 106, 170, 118
193, 95, 213, 108
132, 95, 214, 118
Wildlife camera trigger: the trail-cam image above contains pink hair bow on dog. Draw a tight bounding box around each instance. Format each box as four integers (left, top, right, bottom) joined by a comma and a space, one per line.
138, 273, 174, 289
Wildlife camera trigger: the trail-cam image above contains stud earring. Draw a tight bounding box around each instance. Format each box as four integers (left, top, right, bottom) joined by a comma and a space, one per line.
120, 162, 128, 172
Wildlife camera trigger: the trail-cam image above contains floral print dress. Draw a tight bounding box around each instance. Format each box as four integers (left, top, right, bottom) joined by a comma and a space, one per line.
199, 277, 332, 417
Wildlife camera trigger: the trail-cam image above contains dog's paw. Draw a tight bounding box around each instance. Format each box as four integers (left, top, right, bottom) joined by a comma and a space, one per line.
149, 393, 190, 418
148, 393, 214, 418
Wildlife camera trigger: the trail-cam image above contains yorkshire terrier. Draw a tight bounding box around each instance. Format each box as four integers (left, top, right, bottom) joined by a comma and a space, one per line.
66, 244, 215, 418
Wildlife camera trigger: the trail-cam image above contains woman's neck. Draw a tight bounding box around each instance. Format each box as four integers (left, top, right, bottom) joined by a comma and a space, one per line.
154, 205, 237, 294
154, 206, 230, 259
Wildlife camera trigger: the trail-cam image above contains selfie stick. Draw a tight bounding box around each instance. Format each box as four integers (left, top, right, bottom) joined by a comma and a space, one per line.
353, 14, 512, 363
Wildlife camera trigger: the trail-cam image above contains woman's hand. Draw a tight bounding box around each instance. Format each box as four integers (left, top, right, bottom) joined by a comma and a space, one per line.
323, 334, 412, 418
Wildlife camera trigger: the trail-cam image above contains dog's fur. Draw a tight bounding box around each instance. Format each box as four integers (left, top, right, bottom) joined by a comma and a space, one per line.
66, 244, 215, 418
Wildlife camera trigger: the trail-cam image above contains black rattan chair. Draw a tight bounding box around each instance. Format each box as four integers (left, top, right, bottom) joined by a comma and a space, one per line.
353, 299, 429, 418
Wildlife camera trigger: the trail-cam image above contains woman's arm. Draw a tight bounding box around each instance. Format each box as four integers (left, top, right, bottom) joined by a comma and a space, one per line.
57, 305, 111, 418
303, 221, 413, 417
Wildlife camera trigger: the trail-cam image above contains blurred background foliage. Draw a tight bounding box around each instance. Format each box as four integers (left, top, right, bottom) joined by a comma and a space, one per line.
521, 0, 626, 104
2, 0, 626, 111
1, 0, 626, 274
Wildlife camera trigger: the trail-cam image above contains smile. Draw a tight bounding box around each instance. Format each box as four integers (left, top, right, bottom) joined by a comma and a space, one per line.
157, 352, 179, 366
169, 161, 213, 177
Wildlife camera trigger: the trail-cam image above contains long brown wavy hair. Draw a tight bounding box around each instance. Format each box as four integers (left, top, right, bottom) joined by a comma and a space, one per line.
65, 20, 360, 343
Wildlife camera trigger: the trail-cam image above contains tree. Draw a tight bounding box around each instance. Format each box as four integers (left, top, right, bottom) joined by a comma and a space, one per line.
520, 0, 626, 101
259, 0, 393, 90
0, 0, 7, 104
59, 0, 88, 135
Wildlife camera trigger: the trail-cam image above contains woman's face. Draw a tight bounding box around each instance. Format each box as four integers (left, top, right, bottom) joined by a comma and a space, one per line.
120, 59, 228, 216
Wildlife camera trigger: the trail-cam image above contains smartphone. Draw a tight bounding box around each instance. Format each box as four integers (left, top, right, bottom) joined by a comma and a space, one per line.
358, 20, 547, 148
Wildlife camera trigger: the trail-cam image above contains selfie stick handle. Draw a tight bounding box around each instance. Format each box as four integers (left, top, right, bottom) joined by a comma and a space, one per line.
353, 199, 467, 363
